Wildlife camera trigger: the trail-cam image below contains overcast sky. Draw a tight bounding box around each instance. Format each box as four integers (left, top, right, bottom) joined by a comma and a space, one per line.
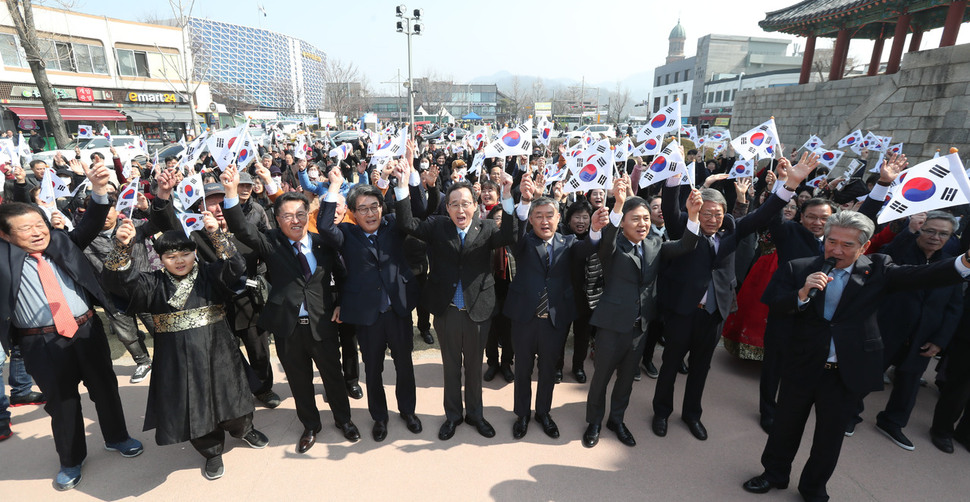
74, 0, 970, 94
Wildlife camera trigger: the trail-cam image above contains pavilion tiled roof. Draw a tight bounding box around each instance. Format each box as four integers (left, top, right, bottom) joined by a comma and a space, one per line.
760, 0, 965, 39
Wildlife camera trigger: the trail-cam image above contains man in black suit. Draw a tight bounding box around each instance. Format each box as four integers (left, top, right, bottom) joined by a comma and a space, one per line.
758, 155, 899, 433
316, 164, 424, 442
221, 166, 359, 454
395, 158, 516, 441
504, 173, 606, 440
743, 211, 970, 501
0, 162, 142, 491
652, 153, 816, 441
583, 177, 701, 448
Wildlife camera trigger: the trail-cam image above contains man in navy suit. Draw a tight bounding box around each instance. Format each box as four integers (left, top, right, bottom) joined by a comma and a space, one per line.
504, 172, 607, 440
316, 164, 424, 442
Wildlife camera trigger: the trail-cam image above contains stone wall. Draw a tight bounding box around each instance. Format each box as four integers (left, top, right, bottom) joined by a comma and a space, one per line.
732, 43, 970, 174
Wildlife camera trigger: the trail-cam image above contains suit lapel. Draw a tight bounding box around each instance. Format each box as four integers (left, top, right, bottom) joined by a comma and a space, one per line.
351, 225, 379, 259
832, 255, 870, 319
461, 218, 482, 252
277, 231, 307, 280
621, 236, 642, 272
532, 233, 548, 270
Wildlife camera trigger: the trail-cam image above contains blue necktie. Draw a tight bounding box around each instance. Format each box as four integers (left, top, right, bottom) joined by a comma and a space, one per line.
452, 230, 466, 309
823, 269, 848, 321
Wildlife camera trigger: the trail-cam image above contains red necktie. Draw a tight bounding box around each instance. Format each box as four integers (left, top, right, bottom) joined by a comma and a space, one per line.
293, 242, 311, 279
29, 252, 78, 338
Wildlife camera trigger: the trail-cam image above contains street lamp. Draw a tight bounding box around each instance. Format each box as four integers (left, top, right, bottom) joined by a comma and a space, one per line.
396, 5, 422, 135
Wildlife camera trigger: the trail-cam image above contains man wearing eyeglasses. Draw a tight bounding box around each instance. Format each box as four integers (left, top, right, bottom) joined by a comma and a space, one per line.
651, 152, 817, 442
315, 160, 431, 442
395, 142, 516, 441
221, 165, 360, 454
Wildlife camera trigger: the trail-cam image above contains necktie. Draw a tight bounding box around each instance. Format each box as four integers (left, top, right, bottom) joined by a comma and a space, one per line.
818, 239, 825, 256
536, 241, 550, 318
823, 269, 848, 321
293, 241, 311, 280
544, 241, 552, 267
368, 234, 378, 247
704, 235, 718, 314
452, 230, 466, 309
29, 253, 78, 338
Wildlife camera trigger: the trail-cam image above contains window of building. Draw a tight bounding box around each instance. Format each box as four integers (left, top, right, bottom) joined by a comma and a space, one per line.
715, 91, 723, 102
0, 33, 26, 68
726, 90, 733, 101
682, 93, 687, 105
663, 95, 668, 106
116, 48, 151, 77
674, 72, 679, 84
653, 97, 661, 112
684, 69, 690, 80
656, 76, 662, 87
664, 74, 670, 85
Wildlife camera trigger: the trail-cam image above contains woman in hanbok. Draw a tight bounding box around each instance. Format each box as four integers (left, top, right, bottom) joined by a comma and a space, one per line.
103, 214, 268, 480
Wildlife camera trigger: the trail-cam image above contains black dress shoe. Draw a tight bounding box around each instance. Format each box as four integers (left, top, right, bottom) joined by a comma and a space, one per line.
336, 421, 360, 442
652, 416, 668, 437
297, 428, 319, 453
512, 415, 529, 439
572, 368, 587, 384
645, 361, 659, 379
255, 390, 281, 409
931, 430, 954, 453
501, 366, 515, 383
372, 421, 388, 442
9, 391, 45, 407
582, 423, 600, 448
401, 413, 423, 434
465, 416, 496, 438
438, 418, 463, 440
606, 421, 636, 447
420, 330, 434, 344
346, 383, 363, 400
742, 474, 788, 494
484, 365, 499, 382
535, 413, 559, 439
684, 418, 708, 440
759, 416, 774, 434
554, 370, 563, 384
679, 360, 689, 375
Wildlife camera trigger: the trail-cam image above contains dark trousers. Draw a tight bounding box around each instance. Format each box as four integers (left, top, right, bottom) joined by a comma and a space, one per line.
108, 312, 152, 366
17, 316, 130, 467
640, 318, 664, 369
759, 316, 789, 421
277, 323, 352, 431
933, 337, 970, 439
761, 368, 859, 502
433, 306, 489, 422
337, 322, 360, 385
559, 312, 592, 372
652, 308, 722, 421
414, 273, 432, 333
512, 316, 568, 418
234, 325, 273, 395
189, 413, 254, 459
485, 279, 513, 368
878, 348, 933, 430
356, 311, 416, 421
586, 326, 645, 425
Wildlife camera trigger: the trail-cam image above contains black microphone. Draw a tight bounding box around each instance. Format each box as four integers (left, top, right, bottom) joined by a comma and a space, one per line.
807, 257, 838, 300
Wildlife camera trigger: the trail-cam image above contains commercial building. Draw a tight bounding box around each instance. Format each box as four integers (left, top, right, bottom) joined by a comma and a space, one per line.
370, 81, 501, 122
186, 17, 326, 115
0, 5, 213, 143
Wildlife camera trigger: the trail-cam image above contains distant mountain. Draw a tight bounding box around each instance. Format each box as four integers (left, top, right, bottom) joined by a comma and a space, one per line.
470, 71, 654, 104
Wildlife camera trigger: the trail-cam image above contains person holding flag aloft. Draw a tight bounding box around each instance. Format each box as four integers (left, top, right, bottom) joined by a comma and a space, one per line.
103, 212, 269, 481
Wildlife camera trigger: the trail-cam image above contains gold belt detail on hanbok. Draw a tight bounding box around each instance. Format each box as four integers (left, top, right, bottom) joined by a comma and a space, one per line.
152, 305, 226, 333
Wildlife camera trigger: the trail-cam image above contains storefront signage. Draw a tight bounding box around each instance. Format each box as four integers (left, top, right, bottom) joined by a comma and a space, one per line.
714, 117, 731, 127
76, 87, 94, 102
302, 51, 322, 62
10, 85, 112, 101
126, 91, 184, 104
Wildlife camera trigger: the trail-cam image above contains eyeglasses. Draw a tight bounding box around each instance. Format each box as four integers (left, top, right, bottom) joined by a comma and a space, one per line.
448, 201, 475, 210
699, 211, 724, 220
279, 212, 308, 222
355, 204, 381, 215
921, 229, 951, 239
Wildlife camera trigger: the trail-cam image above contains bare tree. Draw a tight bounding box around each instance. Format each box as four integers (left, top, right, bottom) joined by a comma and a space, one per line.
414, 70, 454, 121
530, 77, 546, 107
138, 9, 164, 24
813, 47, 858, 82
607, 83, 631, 124
210, 80, 258, 115
322, 57, 370, 121
506, 76, 527, 121
5, 0, 70, 147
157, 0, 209, 134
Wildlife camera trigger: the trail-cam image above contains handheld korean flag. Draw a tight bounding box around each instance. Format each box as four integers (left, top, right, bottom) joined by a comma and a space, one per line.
17, 132, 31, 159
805, 174, 827, 188
887, 142, 904, 156
731, 118, 779, 161
614, 136, 635, 163
447, 130, 456, 142
468, 152, 486, 176
709, 130, 731, 142
216, 123, 248, 170
566, 139, 613, 193
116, 177, 140, 218
38, 168, 71, 204
178, 212, 206, 238
329, 143, 351, 161
837, 130, 863, 150
470, 128, 489, 150
727, 159, 755, 179
235, 131, 257, 169
678, 161, 696, 188
815, 148, 845, 169
877, 153, 970, 224
633, 134, 663, 157
181, 131, 208, 170
100, 125, 113, 146
801, 134, 824, 152
536, 117, 554, 147
636, 101, 681, 141
78, 125, 94, 139
483, 123, 532, 159
122, 156, 134, 180
680, 125, 697, 141
543, 159, 569, 185
372, 129, 407, 158
177, 173, 204, 211
638, 142, 686, 188
862, 132, 884, 152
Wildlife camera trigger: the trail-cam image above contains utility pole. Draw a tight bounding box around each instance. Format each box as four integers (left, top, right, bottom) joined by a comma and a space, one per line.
395, 6, 423, 134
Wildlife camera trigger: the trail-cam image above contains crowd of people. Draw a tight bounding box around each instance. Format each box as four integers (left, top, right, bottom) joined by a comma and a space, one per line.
2, 124, 970, 502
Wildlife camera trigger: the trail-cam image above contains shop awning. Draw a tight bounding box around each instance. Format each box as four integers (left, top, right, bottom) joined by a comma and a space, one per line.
6, 106, 127, 121
124, 108, 196, 123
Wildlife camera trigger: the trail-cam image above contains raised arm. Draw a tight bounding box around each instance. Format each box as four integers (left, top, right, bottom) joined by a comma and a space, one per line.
316, 167, 346, 250
221, 165, 275, 256
69, 158, 114, 250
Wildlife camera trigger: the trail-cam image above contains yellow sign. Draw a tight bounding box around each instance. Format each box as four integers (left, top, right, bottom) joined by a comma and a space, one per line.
714, 117, 731, 127
302, 51, 322, 62
127, 92, 182, 103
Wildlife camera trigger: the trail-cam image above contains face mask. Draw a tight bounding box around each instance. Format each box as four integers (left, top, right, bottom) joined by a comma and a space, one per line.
420, 162, 430, 170
272, 175, 282, 186
308, 169, 319, 180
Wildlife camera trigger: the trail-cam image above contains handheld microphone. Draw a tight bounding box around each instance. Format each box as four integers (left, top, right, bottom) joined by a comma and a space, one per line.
807, 257, 838, 300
